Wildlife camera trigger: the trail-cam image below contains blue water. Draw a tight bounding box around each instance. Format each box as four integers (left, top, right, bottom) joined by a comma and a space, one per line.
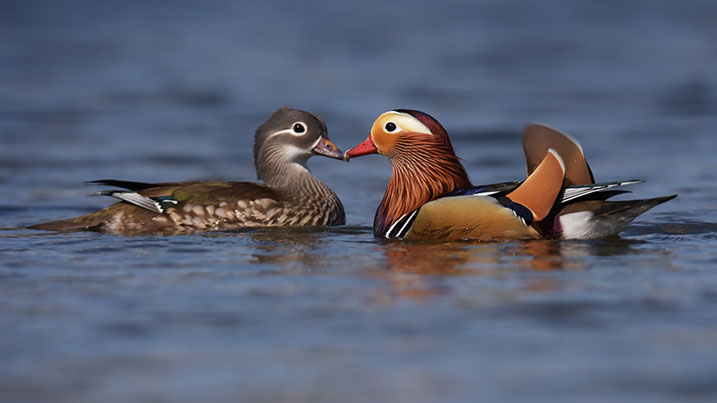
2, 0, 717, 402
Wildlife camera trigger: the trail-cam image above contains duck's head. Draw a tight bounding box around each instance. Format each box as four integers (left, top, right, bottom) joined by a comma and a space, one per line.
345, 109, 471, 234
345, 109, 451, 160
254, 107, 344, 185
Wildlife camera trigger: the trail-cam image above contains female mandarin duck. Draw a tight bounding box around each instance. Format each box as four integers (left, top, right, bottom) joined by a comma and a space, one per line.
30, 107, 346, 234
345, 109, 675, 242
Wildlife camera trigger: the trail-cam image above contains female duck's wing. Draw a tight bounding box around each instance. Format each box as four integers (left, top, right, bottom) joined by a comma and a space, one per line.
31, 181, 287, 233
29, 181, 292, 233
94, 181, 283, 214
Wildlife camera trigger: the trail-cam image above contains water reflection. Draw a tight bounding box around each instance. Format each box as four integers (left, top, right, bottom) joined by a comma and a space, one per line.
379, 240, 580, 273
370, 238, 649, 300
216, 226, 369, 271
199, 226, 672, 303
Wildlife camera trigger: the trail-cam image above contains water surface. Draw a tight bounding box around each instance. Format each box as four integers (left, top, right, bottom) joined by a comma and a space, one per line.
2, 1, 717, 402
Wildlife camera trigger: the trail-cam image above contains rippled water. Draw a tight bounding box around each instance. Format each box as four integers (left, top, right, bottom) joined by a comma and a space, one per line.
2, 0, 717, 402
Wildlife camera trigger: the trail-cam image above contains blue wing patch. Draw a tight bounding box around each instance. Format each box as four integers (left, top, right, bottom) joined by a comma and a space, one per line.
442, 181, 520, 197
506, 201, 533, 226
152, 196, 179, 212
93, 191, 177, 213
443, 186, 501, 197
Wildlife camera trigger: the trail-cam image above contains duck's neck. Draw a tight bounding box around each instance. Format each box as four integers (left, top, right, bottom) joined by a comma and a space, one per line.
279, 164, 337, 202
374, 141, 471, 236
258, 152, 344, 223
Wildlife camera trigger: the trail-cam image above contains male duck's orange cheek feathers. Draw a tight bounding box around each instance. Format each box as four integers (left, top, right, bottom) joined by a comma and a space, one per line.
345, 135, 379, 160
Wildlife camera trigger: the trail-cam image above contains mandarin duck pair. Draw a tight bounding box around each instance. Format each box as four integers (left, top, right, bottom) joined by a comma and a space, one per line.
31, 107, 675, 241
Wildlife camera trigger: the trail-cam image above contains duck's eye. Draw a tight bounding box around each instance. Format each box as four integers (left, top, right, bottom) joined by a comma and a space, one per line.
385, 122, 397, 132
292, 122, 307, 134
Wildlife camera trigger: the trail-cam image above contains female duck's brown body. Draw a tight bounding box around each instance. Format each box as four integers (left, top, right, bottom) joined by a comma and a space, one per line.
30, 107, 346, 234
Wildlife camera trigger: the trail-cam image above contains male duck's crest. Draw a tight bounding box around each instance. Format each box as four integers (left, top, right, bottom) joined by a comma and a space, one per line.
30, 107, 347, 234
346, 109, 449, 157
346, 109, 676, 242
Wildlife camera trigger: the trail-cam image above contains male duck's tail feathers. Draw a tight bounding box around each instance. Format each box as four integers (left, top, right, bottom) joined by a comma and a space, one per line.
523, 123, 595, 186
506, 148, 565, 221
561, 180, 644, 203
555, 194, 677, 239
505, 142, 675, 240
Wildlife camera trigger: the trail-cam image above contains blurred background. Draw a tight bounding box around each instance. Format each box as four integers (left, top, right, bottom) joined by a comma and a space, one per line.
2, 0, 715, 217
1, 1, 716, 402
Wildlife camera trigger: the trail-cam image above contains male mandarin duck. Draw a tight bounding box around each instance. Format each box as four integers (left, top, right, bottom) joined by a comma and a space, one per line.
30, 107, 346, 234
345, 109, 675, 242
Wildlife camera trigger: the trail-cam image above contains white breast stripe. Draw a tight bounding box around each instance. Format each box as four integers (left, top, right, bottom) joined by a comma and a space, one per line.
384, 213, 408, 238
384, 209, 420, 239
396, 210, 418, 237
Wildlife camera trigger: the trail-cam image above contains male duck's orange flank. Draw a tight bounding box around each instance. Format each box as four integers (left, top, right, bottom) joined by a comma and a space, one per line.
31, 107, 346, 234
345, 109, 675, 241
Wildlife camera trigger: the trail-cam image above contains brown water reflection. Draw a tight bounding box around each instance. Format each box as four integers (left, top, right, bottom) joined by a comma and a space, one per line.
369, 240, 610, 301
380, 240, 582, 273
221, 227, 650, 302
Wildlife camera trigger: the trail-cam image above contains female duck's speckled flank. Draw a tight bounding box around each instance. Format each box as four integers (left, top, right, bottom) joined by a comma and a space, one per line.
30, 107, 346, 234
345, 109, 675, 242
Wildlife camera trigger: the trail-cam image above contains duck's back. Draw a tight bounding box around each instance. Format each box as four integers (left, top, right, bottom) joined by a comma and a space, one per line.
30, 180, 345, 234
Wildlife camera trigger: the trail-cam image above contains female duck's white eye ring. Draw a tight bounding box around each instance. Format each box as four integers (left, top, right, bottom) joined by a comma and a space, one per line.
292, 122, 307, 135
384, 121, 397, 132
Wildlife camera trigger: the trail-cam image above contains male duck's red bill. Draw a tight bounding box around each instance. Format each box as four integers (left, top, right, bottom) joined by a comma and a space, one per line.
344, 135, 378, 159
345, 109, 676, 242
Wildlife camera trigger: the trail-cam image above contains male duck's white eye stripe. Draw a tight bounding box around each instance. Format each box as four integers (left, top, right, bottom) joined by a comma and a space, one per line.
384, 111, 432, 135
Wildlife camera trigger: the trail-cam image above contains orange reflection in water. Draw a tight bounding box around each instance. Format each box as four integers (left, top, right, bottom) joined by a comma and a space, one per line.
369, 239, 589, 302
